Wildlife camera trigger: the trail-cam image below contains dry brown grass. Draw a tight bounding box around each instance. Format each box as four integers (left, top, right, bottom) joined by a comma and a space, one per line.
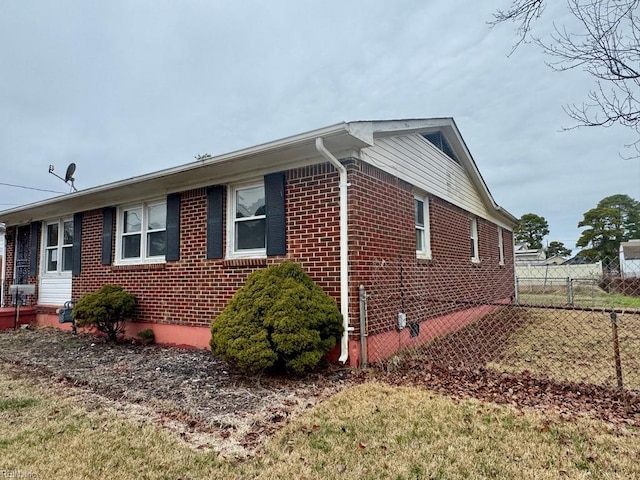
261, 382, 640, 479
0, 370, 230, 479
488, 308, 640, 390
2, 372, 640, 479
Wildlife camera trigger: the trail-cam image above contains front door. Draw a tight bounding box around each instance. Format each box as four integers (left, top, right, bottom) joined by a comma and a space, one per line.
14, 225, 30, 284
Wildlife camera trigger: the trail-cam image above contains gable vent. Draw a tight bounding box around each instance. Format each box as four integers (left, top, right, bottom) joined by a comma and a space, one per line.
422, 131, 460, 164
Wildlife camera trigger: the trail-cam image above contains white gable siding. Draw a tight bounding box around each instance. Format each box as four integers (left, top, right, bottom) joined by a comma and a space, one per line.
38, 276, 72, 306
361, 134, 496, 222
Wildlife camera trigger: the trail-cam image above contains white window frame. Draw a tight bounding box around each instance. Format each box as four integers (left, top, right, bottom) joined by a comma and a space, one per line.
470, 217, 480, 263
115, 199, 167, 265
498, 227, 505, 266
227, 181, 266, 259
41, 218, 74, 276
415, 195, 432, 259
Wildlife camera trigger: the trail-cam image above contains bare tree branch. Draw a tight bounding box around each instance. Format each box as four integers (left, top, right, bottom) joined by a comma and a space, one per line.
490, 0, 546, 52
492, 0, 640, 155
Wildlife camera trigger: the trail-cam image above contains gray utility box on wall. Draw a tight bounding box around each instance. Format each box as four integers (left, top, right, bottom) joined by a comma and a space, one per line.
9, 284, 35, 305
9, 284, 35, 295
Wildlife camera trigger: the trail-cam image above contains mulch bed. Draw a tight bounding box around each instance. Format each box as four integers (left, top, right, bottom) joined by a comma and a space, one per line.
0, 326, 353, 457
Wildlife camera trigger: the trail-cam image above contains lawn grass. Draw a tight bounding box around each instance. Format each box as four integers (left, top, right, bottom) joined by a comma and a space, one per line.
1, 371, 640, 479
0, 371, 227, 479
603, 293, 640, 309
487, 308, 640, 390
517, 286, 640, 310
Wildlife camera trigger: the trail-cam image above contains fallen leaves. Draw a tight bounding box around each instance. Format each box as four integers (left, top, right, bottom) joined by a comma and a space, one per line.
367, 363, 640, 429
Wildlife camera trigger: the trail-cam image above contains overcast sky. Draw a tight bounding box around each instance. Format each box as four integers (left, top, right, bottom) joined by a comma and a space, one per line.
1, 1, 639, 252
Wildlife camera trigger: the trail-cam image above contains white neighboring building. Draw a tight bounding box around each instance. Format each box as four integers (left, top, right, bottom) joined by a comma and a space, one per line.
514, 243, 546, 265
620, 239, 640, 279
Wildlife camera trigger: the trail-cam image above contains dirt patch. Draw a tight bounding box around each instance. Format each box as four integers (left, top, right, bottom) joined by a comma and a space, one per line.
0, 326, 354, 457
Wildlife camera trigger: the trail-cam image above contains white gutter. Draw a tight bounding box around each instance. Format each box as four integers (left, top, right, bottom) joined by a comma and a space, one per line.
315, 137, 351, 364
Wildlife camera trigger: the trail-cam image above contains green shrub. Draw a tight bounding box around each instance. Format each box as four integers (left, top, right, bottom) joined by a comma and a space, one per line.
73, 285, 136, 342
137, 328, 155, 345
210, 262, 343, 374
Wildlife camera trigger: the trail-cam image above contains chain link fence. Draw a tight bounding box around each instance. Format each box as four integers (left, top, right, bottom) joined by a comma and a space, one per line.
360, 255, 640, 392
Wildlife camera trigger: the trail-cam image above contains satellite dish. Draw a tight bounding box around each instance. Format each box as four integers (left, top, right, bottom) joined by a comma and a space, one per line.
48, 163, 78, 192
64, 163, 76, 182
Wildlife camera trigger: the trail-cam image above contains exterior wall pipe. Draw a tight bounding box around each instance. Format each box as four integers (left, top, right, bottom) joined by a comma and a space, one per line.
315, 137, 351, 364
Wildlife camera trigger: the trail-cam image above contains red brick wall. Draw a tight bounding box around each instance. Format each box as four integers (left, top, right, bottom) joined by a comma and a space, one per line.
286, 164, 341, 298
71, 163, 342, 327
3, 159, 515, 342
346, 160, 515, 338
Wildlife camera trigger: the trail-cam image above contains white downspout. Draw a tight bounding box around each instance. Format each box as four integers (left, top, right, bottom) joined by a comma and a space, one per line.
315, 137, 351, 364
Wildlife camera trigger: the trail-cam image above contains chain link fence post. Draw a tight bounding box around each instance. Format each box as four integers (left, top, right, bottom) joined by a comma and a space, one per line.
610, 311, 623, 389
359, 284, 368, 369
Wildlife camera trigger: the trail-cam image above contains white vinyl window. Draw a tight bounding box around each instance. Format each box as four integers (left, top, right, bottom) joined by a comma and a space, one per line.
43, 219, 73, 274
498, 227, 505, 266
229, 183, 266, 257
117, 201, 166, 264
415, 196, 431, 259
470, 217, 480, 263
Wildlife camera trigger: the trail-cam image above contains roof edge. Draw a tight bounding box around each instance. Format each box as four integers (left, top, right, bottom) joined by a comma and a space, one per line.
0, 121, 373, 222
351, 118, 518, 226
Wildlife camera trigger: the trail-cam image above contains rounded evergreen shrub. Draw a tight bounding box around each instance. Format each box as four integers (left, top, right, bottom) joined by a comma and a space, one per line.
210, 261, 343, 374
73, 284, 136, 342
137, 328, 155, 345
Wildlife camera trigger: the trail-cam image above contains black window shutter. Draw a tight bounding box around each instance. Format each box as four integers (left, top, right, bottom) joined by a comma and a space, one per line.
166, 193, 181, 261
265, 171, 286, 256
29, 221, 41, 277
102, 207, 115, 266
72, 212, 83, 275
207, 185, 224, 259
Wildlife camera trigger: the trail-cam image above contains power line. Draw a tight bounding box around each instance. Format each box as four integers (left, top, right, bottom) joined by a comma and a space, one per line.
0, 182, 66, 194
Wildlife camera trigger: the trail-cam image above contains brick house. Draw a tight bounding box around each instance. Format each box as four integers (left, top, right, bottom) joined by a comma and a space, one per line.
0, 119, 517, 366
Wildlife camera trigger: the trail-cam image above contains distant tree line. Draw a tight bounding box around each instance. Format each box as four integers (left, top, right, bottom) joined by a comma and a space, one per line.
515, 194, 640, 261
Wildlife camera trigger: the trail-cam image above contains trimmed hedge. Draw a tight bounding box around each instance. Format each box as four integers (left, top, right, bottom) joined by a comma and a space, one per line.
210, 262, 343, 374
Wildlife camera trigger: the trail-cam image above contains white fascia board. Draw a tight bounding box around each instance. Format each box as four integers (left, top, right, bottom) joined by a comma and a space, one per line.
362, 118, 455, 136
